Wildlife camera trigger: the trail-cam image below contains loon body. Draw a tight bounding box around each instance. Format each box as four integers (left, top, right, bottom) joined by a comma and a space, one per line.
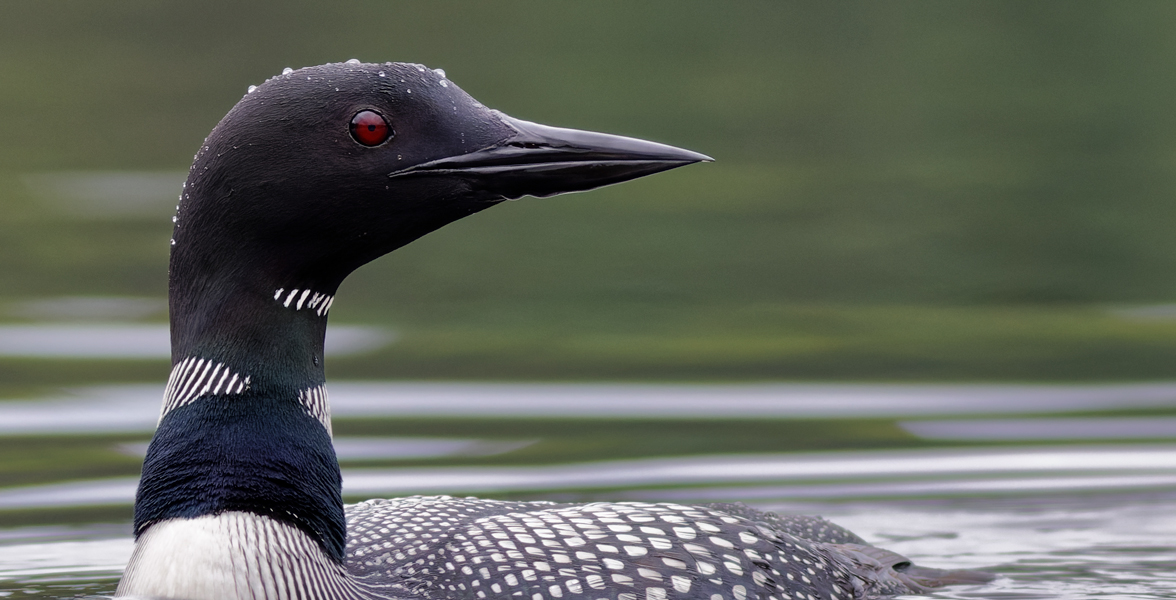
116, 61, 985, 599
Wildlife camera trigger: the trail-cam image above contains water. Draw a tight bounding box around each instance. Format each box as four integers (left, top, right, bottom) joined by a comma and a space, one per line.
819, 495, 1176, 599
0, 524, 128, 598
0, 383, 1173, 598
0, 493, 1174, 598
0, 322, 392, 358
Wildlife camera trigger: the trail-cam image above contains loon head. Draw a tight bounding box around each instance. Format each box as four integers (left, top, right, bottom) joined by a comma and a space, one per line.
171, 61, 708, 351
126, 60, 709, 598
168, 61, 708, 373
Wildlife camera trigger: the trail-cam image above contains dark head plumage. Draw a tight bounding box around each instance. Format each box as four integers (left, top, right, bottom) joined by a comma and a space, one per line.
174, 61, 709, 297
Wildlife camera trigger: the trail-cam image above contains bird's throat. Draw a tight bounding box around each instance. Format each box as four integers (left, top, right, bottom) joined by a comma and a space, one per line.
134, 249, 348, 564
119, 511, 363, 600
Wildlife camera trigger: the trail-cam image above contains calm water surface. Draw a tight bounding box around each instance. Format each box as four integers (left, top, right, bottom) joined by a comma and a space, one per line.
0, 493, 1171, 599
824, 495, 1176, 599
0, 383, 1174, 598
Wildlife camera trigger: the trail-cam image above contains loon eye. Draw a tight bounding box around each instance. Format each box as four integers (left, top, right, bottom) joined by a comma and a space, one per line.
349, 110, 392, 146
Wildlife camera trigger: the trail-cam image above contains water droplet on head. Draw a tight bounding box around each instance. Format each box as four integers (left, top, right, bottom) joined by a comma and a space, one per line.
247, 85, 257, 93
282, 67, 293, 75
433, 68, 446, 78
170, 239, 176, 246
378, 71, 386, 77
346, 58, 360, 65
440, 80, 448, 88
406, 89, 411, 94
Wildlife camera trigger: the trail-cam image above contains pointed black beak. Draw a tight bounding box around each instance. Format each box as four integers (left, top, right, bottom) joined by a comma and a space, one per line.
389, 112, 712, 200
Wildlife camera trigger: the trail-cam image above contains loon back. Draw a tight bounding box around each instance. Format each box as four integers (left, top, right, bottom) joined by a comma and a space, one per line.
116, 61, 986, 600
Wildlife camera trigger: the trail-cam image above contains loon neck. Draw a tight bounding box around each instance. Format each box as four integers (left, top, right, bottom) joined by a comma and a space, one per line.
133, 238, 348, 564
168, 248, 339, 388
166, 159, 363, 389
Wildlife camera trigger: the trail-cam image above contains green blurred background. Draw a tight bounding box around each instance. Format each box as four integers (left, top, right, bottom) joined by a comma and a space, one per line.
4, 0, 1176, 385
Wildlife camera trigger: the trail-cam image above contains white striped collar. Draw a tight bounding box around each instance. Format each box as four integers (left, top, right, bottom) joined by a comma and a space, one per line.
299, 384, 332, 436
160, 358, 332, 435
160, 357, 250, 421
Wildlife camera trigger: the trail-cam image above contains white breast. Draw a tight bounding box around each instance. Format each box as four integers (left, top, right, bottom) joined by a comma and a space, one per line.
117, 512, 376, 600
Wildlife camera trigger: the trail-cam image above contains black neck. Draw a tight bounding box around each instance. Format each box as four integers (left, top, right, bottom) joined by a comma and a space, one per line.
133, 223, 347, 562
134, 392, 346, 561
169, 265, 332, 384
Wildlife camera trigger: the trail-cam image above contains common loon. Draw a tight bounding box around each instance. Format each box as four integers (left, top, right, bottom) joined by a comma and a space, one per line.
116, 61, 987, 600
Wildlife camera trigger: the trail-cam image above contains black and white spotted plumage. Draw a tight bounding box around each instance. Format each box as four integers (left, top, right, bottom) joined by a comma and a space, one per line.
343, 496, 933, 600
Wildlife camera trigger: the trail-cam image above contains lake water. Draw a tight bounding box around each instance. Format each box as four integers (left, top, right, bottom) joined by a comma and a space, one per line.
0, 382, 1174, 599
1, 493, 1174, 599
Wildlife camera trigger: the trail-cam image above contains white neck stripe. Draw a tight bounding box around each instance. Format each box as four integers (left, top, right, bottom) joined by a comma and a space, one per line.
160, 358, 331, 435
160, 357, 250, 422
274, 287, 334, 316
299, 384, 333, 436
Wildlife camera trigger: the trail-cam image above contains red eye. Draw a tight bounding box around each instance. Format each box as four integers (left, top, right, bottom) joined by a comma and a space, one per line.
349, 110, 392, 146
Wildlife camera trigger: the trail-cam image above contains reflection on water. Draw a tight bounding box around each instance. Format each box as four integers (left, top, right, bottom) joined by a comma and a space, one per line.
0, 523, 129, 598
0, 324, 394, 359
6, 445, 1176, 511
5, 381, 1176, 434
902, 417, 1176, 441
2, 494, 1175, 599
116, 436, 536, 460
0, 382, 1172, 598
6, 297, 166, 321
813, 496, 1176, 599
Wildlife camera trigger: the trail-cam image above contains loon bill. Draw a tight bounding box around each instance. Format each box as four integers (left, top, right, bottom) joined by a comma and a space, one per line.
115, 61, 990, 600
